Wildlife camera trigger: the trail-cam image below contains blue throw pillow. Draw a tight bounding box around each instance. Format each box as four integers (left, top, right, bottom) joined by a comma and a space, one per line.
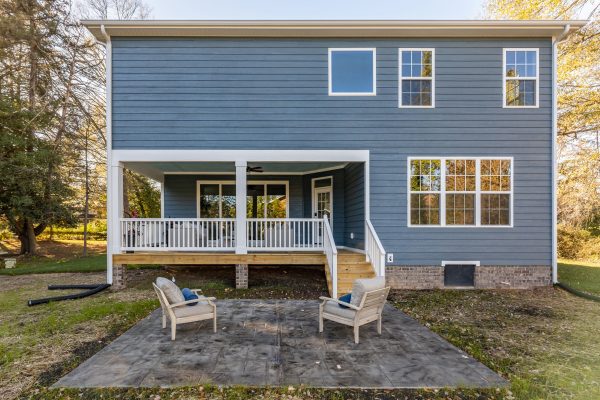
181, 288, 198, 306
338, 293, 352, 309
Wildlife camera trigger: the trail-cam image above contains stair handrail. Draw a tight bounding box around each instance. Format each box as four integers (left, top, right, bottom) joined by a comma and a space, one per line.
365, 219, 386, 277
323, 217, 338, 298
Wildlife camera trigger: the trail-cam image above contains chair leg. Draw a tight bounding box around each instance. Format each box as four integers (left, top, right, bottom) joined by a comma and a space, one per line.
213, 314, 217, 333
171, 321, 176, 341
377, 316, 382, 335
162, 314, 166, 329
318, 311, 323, 333
354, 324, 360, 344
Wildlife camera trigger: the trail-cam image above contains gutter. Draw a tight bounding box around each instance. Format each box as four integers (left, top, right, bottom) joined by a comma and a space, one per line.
551, 24, 570, 284
100, 24, 114, 285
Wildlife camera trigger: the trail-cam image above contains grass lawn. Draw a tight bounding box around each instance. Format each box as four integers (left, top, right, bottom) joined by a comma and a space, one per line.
558, 259, 600, 296
1, 266, 599, 400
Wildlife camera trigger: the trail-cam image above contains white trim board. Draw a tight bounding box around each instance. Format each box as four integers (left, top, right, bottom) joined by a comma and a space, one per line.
442, 261, 481, 267
112, 150, 369, 164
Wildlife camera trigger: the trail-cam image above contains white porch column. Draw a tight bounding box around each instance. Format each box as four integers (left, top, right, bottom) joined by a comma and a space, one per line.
235, 161, 247, 254
107, 162, 124, 284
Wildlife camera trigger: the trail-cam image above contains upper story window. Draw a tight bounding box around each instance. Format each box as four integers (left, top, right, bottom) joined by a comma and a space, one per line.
399, 49, 435, 108
503, 48, 539, 108
328, 48, 376, 96
408, 157, 513, 227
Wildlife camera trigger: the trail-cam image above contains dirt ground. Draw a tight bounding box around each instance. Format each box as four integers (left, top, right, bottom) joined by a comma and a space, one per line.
0, 239, 106, 260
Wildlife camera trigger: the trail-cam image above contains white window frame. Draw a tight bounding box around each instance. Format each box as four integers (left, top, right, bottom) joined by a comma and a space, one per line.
502, 48, 539, 109
328, 48, 377, 96
398, 48, 435, 108
196, 180, 289, 218
406, 157, 514, 228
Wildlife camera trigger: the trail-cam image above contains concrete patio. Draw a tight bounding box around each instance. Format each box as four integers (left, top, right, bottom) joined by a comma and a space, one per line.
55, 300, 507, 389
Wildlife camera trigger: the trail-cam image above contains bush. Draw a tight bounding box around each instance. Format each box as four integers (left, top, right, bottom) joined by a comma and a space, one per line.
558, 225, 600, 261
38, 220, 107, 241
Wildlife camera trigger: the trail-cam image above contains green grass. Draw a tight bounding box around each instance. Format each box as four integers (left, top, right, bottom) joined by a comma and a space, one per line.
0, 254, 108, 275
559, 259, 600, 296
391, 288, 600, 400
0, 254, 160, 276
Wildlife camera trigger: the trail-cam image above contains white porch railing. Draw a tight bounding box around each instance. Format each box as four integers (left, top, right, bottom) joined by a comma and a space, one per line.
120, 218, 236, 251
246, 218, 324, 250
323, 217, 338, 298
366, 219, 386, 277
119, 217, 329, 252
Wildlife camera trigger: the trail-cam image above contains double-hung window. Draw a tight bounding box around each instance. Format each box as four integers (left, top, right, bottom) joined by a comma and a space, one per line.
503, 48, 539, 107
408, 157, 513, 227
328, 48, 376, 96
399, 48, 435, 107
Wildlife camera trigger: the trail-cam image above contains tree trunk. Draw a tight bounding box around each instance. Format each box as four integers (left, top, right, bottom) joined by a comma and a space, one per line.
123, 169, 131, 217
19, 219, 38, 255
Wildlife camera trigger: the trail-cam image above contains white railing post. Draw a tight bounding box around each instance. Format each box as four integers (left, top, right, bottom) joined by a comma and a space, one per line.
235, 161, 247, 254
366, 219, 386, 278
323, 217, 338, 298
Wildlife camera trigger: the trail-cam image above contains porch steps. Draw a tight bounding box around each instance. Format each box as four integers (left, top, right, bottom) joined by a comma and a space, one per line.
325, 252, 376, 296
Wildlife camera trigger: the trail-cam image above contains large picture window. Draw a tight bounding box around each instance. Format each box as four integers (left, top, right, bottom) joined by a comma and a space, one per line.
399, 48, 435, 107
503, 48, 538, 107
328, 48, 376, 96
408, 158, 513, 227
197, 181, 288, 218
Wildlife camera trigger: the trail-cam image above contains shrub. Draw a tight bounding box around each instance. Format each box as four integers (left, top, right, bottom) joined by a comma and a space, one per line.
558, 225, 600, 261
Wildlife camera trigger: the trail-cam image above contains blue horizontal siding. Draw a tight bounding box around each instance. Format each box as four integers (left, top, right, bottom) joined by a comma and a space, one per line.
114, 37, 552, 266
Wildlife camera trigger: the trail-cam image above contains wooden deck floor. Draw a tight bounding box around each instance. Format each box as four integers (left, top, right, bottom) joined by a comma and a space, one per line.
112, 252, 327, 265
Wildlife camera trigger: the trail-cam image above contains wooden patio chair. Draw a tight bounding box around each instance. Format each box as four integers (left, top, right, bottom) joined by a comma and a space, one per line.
319, 277, 390, 344
152, 280, 217, 340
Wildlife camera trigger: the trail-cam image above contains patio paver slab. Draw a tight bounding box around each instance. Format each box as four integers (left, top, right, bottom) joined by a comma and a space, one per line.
55, 300, 507, 389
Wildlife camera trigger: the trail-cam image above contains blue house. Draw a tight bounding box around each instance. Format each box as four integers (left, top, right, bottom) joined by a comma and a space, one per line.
83, 20, 585, 296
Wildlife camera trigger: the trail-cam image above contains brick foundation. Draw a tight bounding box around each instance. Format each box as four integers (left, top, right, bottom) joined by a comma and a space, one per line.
112, 264, 126, 290
236, 264, 248, 289
385, 266, 444, 289
474, 265, 551, 289
386, 265, 551, 290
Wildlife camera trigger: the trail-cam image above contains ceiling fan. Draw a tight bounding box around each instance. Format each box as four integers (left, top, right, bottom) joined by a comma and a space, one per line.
246, 165, 263, 173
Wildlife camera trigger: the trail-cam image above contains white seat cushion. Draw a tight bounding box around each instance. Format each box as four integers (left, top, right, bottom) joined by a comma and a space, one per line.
323, 300, 357, 319
155, 277, 185, 305
323, 300, 380, 320
173, 303, 214, 318
350, 277, 386, 307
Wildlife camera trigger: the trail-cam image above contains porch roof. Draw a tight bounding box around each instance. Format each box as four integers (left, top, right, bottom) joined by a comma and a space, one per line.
126, 161, 348, 181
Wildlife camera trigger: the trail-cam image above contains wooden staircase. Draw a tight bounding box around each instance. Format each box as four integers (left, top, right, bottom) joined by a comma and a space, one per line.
324, 251, 376, 296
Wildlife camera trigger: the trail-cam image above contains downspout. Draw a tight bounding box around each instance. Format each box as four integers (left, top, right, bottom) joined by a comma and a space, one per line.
551, 24, 570, 284
100, 24, 114, 285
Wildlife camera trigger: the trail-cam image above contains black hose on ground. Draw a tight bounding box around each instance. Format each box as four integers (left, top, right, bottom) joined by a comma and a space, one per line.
27, 283, 111, 306
555, 282, 600, 303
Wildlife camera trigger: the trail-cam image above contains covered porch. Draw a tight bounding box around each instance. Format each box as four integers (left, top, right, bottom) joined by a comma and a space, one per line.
107, 150, 386, 297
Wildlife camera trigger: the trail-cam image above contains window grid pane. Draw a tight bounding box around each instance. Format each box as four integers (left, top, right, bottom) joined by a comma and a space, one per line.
400, 49, 433, 106
504, 49, 537, 107
409, 158, 512, 227
445, 159, 476, 226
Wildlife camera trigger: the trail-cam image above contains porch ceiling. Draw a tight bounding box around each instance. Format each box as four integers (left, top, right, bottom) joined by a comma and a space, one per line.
125, 161, 349, 180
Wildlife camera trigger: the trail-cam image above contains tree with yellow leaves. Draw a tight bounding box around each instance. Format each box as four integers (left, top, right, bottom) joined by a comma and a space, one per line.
485, 0, 600, 232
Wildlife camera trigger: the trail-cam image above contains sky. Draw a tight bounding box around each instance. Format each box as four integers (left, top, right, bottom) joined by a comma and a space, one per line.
142, 0, 487, 20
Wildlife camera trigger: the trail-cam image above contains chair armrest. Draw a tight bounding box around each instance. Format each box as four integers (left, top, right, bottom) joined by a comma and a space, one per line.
318, 296, 360, 311
169, 299, 205, 308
